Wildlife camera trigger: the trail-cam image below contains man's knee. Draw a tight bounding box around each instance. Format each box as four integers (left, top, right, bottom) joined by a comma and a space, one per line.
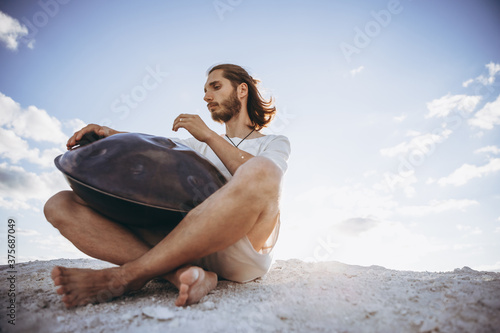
234, 157, 283, 192
44, 190, 74, 227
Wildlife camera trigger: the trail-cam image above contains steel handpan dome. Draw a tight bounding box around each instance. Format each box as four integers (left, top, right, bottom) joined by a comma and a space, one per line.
55, 133, 227, 227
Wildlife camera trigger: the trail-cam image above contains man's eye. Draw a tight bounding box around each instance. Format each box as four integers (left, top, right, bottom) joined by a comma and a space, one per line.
214, 85, 221, 89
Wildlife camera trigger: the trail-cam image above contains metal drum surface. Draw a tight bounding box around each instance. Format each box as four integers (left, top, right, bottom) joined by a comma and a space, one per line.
55, 133, 227, 226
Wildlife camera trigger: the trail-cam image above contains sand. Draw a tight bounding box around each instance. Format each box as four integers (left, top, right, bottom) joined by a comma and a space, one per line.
1, 258, 499, 333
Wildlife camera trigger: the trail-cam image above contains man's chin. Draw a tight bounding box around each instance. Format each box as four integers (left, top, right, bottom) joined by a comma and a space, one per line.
210, 110, 232, 123
211, 115, 227, 124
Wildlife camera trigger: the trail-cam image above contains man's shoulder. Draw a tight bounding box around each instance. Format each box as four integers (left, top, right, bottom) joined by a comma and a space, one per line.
258, 133, 289, 142
259, 134, 290, 146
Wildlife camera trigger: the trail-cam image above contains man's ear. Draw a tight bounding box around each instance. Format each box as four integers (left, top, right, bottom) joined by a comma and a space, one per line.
237, 83, 248, 99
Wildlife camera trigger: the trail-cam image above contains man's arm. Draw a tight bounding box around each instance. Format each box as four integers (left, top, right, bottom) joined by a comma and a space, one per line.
172, 114, 254, 175
66, 124, 126, 150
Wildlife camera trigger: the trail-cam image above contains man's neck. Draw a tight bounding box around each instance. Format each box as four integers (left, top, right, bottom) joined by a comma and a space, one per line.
224, 108, 254, 138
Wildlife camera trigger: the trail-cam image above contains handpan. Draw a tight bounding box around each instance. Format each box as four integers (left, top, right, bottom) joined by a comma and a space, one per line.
54, 133, 227, 227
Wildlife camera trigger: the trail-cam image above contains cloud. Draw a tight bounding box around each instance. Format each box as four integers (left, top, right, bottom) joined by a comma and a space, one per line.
0, 127, 66, 168
462, 62, 500, 87
397, 199, 479, 217
17, 228, 41, 236
438, 158, 500, 187
27, 233, 89, 259
0, 10, 32, 50
1, 92, 68, 143
474, 145, 500, 155
0, 162, 68, 211
0, 92, 85, 167
468, 93, 500, 130
0, 92, 85, 211
335, 217, 379, 236
380, 129, 452, 157
393, 113, 406, 122
405, 130, 421, 137
379, 170, 417, 198
456, 224, 483, 235
425, 93, 481, 118
350, 65, 364, 77
0, 127, 41, 164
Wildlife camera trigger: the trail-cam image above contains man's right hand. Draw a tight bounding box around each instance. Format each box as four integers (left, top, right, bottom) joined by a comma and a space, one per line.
66, 124, 120, 150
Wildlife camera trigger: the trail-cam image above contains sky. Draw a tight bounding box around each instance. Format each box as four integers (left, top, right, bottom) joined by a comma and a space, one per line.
0, 0, 499, 272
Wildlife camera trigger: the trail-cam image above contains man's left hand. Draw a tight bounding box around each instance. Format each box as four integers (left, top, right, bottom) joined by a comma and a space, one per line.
172, 114, 216, 142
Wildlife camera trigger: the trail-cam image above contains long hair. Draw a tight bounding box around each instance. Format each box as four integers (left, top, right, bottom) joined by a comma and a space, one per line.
208, 64, 276, 130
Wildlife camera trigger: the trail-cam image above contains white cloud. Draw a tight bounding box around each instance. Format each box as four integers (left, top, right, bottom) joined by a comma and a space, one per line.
0, 11, 32, 50
378, 170, 417, 198
406, 130, 421, 137
0, 92, 85, 211
380, 129, 451, 157
27, 233, 88, 258
0, 92, 84, 167
350, 65, 364, 77
474, 145, 500, 155
438, 158, 500, 187
456, 224, 483, 235
393, 113, 407, 123
11, 105, 67, 143
362, 170, 377, 178
468, 94, 500, 130
462, 79, 474, 88
0, 162, 69, 211
425, 93, 481, 118
0, 127, 41, 164
397, 199, 479, 217
462, 62, 500, 87
0, 127, 65, 167
0, 91, 19, 124
17, 228, 41, 236
64, 118, 87, 135
1, 92, 68, 143
335, 217, 379, 236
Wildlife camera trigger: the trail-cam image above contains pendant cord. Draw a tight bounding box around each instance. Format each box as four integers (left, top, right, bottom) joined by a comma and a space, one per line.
226, 128, 255, 148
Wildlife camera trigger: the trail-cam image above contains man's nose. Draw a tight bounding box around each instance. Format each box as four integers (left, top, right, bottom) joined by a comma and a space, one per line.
204, 92, 213, 102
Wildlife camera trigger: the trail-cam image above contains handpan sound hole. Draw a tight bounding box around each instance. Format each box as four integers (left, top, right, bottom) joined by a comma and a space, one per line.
88, 148, 108, 158
187, 175, 201, 187
130, 163, 144, 175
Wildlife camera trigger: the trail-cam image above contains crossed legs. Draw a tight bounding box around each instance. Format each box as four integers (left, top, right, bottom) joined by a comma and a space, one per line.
44, 157, 282, 307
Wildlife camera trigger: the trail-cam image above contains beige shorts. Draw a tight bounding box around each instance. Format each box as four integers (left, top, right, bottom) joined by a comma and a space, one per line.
190, 235, 274, 283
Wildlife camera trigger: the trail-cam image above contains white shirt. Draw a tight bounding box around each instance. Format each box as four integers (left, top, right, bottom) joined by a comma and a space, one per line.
173, 134, 291, 180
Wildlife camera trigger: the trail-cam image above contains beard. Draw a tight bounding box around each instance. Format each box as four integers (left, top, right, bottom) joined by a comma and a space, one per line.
210, 89, 242, 123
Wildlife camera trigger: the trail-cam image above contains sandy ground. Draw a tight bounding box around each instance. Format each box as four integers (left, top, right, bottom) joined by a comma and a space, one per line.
1, 258, 499, 333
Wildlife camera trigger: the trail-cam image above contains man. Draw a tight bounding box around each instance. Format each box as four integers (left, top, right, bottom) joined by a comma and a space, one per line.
44, 64, 291, 308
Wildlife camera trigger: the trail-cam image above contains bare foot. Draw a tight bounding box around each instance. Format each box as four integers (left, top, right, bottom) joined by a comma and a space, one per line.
51, 266, 145, 308
171, 266, 218, 306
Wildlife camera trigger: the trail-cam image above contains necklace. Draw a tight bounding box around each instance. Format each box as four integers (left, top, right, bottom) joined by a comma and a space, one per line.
225, 128, 255, 148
